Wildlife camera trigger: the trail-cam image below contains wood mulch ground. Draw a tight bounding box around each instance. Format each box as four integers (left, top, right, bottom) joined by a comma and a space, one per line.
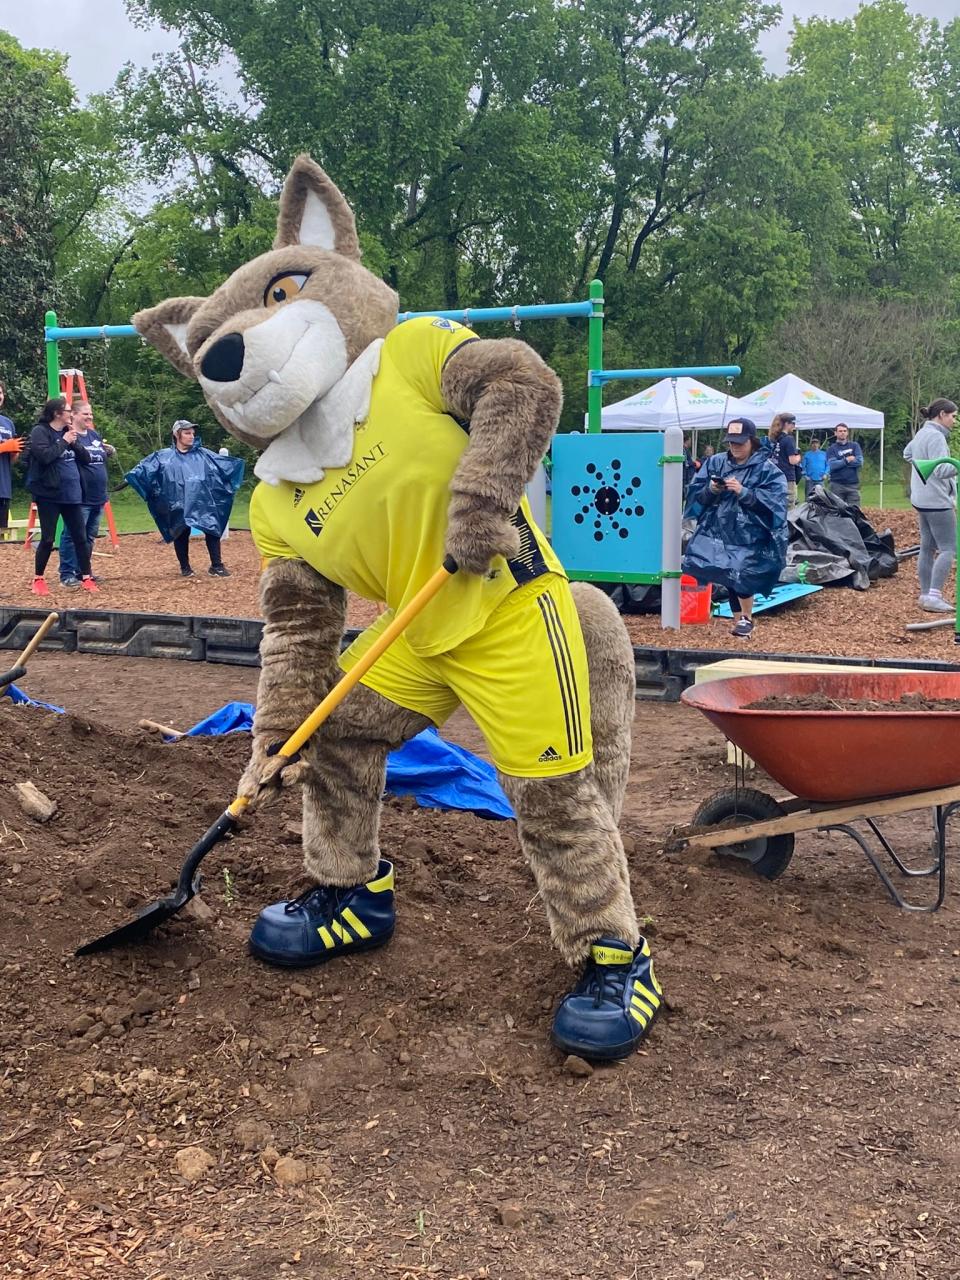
1, 508, 955, 663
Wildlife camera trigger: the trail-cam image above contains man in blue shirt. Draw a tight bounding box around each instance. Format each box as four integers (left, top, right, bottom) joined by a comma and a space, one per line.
800, 438, 828, 499
825, 423, 864, 507
59, 402, 116, 587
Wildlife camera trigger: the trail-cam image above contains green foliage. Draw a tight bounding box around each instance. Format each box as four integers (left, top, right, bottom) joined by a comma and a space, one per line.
4, 0, 960, 476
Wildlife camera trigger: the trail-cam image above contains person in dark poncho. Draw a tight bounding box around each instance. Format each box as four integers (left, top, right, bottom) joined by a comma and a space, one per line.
682, 417, 788, 642
124, 421, 245, 577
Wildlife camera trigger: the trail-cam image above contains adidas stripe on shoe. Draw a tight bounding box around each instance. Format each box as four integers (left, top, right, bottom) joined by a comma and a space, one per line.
249, 860, 396, 968
552, 936, 663, 1061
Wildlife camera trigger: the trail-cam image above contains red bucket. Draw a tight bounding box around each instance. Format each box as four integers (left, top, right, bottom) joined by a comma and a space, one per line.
680, 575, 713, 624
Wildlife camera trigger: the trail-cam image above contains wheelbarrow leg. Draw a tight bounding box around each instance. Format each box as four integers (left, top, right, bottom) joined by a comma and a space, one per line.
821, 802, 956, 913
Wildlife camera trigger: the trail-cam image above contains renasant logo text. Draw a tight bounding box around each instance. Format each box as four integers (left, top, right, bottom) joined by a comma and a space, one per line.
303, 443, 387, 536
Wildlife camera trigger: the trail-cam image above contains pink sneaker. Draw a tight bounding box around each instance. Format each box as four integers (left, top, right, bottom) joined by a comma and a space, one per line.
80, 576, 99, 593
31, 577, 49, 596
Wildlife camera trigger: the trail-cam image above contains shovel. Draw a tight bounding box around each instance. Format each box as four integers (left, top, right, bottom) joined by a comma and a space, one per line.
75, 559, 456, 956
0, 612, 59, 691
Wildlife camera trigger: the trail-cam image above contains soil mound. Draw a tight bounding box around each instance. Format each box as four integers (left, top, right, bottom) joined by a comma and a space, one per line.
2, 691, 960, 1277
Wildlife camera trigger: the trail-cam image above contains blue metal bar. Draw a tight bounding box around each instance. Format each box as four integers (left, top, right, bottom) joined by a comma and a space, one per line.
46, 299, 596, 344
46, 324, 138, 341
398, 301, 594, 324
589, 365, 741, 385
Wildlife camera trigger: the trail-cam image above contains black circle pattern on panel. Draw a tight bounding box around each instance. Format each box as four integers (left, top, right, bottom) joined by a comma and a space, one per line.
567, 459, 647, 543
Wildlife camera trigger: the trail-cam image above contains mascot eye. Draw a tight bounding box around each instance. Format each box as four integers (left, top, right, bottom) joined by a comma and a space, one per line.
264, 272, 310, 308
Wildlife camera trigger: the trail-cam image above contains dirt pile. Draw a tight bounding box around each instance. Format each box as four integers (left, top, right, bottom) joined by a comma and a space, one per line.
747, 693, 960, 712
2, 687, 960, 1277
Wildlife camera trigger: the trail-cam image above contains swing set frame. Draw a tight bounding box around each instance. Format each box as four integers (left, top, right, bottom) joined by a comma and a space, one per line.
42, 282, 741, 623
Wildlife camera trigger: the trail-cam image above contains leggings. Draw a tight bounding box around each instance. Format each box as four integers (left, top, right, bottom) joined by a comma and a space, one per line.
728, 592, 754, 616
0, 497, 8, 530
916, 507, 957, 595
173, 528, 222, 570
34, 499, 92, 578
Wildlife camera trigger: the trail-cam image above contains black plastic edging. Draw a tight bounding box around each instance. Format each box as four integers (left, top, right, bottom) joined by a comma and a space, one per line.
2, 607, 958, 704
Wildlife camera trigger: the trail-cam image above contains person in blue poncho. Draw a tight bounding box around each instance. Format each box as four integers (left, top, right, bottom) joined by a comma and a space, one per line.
125, 420, 245, 577
682, 416, 788, 641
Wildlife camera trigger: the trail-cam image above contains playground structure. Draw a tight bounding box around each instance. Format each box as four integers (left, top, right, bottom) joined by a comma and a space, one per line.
43, 281, 741, 629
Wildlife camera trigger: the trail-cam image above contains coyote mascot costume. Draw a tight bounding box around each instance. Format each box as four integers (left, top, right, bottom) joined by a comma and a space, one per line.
134, 157, 661, 1060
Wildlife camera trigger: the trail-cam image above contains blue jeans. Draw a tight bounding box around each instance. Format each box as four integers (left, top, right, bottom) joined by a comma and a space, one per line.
59, 504, 102, 582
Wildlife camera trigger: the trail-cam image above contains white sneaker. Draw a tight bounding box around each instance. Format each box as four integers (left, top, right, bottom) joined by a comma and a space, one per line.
920, 594, 954, 613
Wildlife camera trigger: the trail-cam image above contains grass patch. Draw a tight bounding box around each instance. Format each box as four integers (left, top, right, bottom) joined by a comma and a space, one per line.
9, 483, 254, 535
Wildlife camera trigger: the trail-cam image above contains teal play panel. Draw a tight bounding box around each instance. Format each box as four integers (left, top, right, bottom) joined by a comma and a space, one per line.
714, 581, 821, 617
552, 433, 664, 581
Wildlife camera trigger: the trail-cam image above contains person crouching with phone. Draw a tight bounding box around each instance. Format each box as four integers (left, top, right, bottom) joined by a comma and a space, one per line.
682, 417, 787, 641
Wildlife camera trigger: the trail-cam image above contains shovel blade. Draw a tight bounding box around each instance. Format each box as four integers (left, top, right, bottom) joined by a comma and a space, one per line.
75, 889, 193, 956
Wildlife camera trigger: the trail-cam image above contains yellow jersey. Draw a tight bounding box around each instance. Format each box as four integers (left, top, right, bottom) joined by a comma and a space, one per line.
250, 315, 563, 656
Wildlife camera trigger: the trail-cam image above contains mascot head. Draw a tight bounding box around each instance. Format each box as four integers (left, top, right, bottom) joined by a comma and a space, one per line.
134, 157, 399, 483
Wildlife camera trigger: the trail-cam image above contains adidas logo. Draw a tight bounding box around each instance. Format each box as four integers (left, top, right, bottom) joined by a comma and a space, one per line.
538, 746, 562, 763
293, 487, 305, 508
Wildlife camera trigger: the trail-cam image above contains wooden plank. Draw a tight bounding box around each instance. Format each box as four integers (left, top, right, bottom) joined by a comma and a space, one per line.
681, 783, 960, 851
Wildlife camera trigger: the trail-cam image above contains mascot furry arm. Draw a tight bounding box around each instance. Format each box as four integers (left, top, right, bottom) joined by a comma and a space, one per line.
441, 339, 562, 574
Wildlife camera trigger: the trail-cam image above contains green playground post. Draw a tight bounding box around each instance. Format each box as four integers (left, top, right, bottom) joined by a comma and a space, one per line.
45, 310, 60, 397
587, 279, 604, 434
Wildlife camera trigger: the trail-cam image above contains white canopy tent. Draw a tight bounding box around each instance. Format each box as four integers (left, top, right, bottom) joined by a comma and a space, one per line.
740, 373, 886, 503
594, 375, 754, 433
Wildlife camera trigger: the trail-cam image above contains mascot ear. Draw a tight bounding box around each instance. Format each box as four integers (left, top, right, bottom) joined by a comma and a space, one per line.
274, 155, 361, 260
133, 297, 206, 379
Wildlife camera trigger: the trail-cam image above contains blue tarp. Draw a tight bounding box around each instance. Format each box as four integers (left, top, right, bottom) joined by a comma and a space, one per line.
714, 580, 822, 618
180, 703, 514, 821
2, 683, 64, 712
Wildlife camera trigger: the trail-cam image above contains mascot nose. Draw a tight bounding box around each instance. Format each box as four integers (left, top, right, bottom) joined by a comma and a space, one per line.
200, 332, 245, 383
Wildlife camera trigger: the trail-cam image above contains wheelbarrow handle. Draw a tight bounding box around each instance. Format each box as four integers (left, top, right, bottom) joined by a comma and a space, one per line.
0, 612, 58, 690
225, 557, 458, 820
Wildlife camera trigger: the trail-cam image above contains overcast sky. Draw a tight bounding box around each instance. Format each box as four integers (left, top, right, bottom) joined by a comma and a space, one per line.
4, 0, 960, 98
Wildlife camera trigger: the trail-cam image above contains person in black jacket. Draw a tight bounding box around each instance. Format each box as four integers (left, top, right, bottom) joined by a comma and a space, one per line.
26, 397, 99, 596
57, 401, 116, 587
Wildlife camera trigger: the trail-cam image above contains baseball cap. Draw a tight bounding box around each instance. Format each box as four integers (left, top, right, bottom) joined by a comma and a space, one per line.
172, 420, 197, 437
722, 417, 757, 444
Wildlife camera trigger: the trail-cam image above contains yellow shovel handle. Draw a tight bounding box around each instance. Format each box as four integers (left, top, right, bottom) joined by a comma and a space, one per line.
227, 559, 456, 818
17, 612, 59, 666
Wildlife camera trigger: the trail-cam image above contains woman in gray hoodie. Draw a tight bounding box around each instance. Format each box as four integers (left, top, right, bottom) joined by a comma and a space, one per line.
904, 398, 958, 613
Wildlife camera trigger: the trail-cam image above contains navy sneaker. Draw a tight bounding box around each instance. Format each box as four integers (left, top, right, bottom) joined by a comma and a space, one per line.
249, 859, 396, 967
208, 563, 231, 577
551, 936, 663, 1061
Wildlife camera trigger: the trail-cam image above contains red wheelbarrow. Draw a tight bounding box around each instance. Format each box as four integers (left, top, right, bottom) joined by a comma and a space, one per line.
672, 670, 960, 911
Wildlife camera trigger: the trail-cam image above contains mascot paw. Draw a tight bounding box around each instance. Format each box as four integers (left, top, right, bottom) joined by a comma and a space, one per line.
445, 500, 520, 576
238, 737, 309, 810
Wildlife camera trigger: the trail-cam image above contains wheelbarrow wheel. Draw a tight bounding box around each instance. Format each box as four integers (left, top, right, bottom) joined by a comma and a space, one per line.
690, 787, 795, 881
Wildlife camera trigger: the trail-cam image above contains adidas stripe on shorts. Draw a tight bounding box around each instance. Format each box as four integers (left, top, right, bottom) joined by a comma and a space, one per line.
338, 572, 593, 778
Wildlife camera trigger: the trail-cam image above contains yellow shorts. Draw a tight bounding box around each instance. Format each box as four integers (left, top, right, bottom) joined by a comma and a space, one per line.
339, 573, 593, 778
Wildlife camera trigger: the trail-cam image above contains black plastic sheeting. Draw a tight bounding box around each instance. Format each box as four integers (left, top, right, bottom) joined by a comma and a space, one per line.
602, 487, 898, 612
785, 486, 897, 591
